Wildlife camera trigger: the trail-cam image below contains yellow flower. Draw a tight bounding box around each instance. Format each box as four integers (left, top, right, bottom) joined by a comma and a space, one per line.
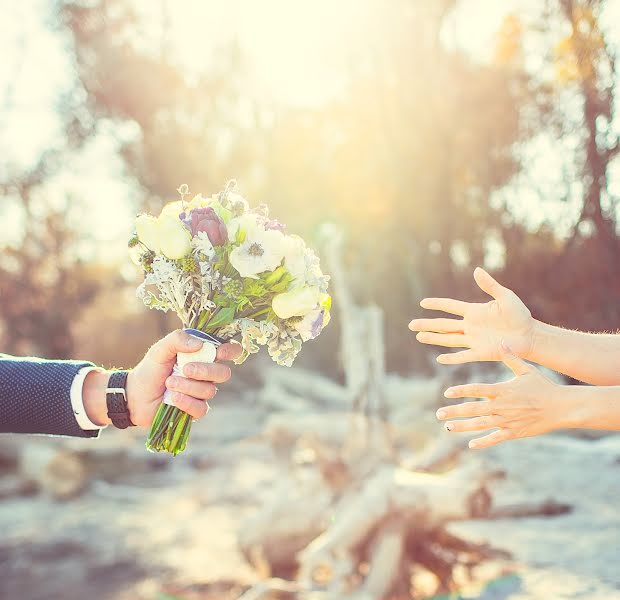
158, 216, 192, 259
135, 214, 160, 253
272, 286, 320, 319
160, 200, 185, 218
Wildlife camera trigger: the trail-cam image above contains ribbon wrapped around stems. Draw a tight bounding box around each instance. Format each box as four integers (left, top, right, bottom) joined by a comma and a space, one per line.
162, 328, 223, 409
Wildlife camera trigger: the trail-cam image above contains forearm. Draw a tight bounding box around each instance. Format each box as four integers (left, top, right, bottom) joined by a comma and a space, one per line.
528, 320, 620, 385
561, 385, 620, 430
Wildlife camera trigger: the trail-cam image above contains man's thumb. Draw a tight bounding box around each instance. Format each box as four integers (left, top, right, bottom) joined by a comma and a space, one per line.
148, 329, 203, 364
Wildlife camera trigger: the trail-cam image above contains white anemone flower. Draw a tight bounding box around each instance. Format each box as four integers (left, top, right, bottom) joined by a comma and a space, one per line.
229, 228, 285, 278
227, 212, 261, 242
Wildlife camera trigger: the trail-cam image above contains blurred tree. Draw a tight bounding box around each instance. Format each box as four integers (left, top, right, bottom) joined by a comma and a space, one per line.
59, 0, 262, 206
499, 0, 620, 332
0, 155, 100, 358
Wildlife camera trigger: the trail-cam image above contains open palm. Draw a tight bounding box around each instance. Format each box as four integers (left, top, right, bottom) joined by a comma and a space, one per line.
409, 268, 535, 364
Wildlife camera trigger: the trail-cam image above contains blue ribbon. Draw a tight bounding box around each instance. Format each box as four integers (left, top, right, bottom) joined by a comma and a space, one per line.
183, 328, 224, 346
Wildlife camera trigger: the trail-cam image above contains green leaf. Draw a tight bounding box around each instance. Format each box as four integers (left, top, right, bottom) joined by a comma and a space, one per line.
263, 265, 286, 286
271, 274, 293, 293
207, 306, 236, 329
236, 297, 250, 311
196, 309, 210, 330
243, 279, 267, 297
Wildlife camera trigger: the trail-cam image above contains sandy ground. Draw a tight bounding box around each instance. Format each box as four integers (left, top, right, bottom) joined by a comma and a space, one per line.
1, 396, 619, 600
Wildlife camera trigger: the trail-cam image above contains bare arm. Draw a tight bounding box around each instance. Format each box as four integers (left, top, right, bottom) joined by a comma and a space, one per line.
410, 267, 620, 386
436, 344, 620, 450
529, 320, 620, 386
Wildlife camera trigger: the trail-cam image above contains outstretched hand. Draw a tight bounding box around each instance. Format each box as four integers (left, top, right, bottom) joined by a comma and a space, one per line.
409, 267, 535, 365
436, 343, 563, 449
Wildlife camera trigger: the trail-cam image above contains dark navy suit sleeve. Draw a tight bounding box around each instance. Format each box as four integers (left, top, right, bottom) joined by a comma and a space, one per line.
0, 354, 99, 438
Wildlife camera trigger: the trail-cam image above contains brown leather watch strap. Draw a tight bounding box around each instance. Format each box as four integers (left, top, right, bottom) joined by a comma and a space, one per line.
106, 370, 134, 429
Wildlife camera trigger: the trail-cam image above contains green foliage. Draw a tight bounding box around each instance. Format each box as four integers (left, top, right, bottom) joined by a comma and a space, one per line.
243, 279, 267, 298
207, 306, 236, 330
223, 278, 244, 300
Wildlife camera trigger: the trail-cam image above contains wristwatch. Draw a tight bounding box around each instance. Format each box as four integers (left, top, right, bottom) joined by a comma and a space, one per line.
106, 370, 135, 429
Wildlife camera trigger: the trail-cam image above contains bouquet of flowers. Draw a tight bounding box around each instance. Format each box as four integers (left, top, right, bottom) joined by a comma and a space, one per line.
129, 181, 331, 455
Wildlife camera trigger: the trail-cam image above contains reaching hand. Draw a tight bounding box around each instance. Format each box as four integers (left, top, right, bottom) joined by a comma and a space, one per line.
436, 343, 562, 449
409, 267, 535, 365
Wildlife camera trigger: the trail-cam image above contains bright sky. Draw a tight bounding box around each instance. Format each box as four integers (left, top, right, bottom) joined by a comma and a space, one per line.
1, 0, 619, 259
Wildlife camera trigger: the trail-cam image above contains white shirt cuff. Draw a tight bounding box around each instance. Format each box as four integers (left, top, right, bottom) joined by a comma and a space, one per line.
70, 367, 108, 431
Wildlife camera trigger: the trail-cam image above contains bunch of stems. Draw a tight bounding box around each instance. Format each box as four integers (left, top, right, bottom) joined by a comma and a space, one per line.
145, 404, 193, 455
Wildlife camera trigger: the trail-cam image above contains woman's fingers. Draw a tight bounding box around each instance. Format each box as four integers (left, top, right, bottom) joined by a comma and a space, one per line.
500, 342, 531, 376
473, 267, 508, 301
166, 376, 218, 401
469, 429, 512, 449
416, 332, 468, 348
169, 392, 210, 420
408, 318, 464, 333
419, 297, 470, 317
444, 415, 500, 433
436, 349, 480, 365
436, 400, 492, 420
444, 383, 499, 399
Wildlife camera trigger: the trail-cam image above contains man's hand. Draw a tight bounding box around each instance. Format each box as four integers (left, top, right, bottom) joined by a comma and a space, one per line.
409, 267, 535, 365
436, 343, 564, 449
83, 330, 242, 427
127, 330, 242, 426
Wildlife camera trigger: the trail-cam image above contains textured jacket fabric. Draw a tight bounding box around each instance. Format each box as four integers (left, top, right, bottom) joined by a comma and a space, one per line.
0, 354, 98, 438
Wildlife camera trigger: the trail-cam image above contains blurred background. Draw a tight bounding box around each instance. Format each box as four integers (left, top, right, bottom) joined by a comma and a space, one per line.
1, 1, 620, 599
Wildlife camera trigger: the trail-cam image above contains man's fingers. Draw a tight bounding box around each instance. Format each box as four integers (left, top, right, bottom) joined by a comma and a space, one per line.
408, 318, 464, 333
436, 400, 493, 420
148, 329, 204, 364
473, 267, 507, 301
444, 415, 500, 433
182, 361, 232, 383
469, 429, 512, 449
416, 332, 468, 348
166, 376, 218, 401
444, 383, 499, 399
169, 392, 210, 420
436, 349, 480, 365
419, 298, 470, 317
500, 342, 531, 376
216, 341, 243, 362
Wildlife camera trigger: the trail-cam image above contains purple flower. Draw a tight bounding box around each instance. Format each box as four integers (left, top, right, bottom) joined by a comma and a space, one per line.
179, 211, 191, 229
189, 207, 228, 246
310, 311, 325, 339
